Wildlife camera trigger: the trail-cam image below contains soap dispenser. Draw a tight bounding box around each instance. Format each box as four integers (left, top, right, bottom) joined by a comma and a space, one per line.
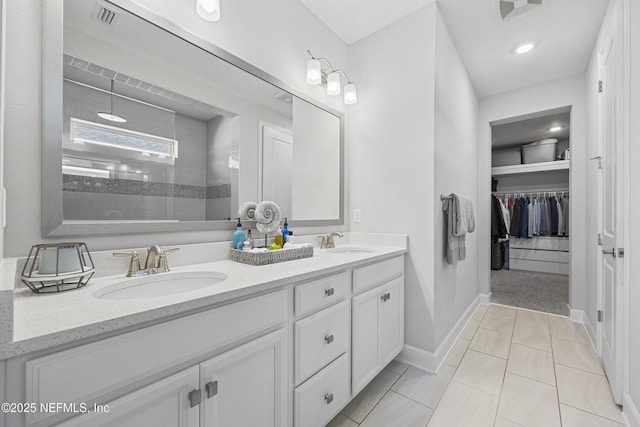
243, 229, 255, 251
282, 218, 289, 245
233, 218, 246, 250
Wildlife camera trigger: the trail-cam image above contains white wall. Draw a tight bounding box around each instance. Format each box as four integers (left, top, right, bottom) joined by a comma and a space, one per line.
2, 0, 348, 256
478, 75, 587, 313
626, 0, 640, 422
349, 4, 437, 354
433, 9, 479, 346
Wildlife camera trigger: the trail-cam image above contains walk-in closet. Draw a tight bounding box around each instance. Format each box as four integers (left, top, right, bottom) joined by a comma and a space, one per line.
490, 107, 571, 315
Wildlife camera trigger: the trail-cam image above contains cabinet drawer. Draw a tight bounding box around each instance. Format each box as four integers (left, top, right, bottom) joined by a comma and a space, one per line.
295, 300, 349, 385
294, 353, 350, 427
353, 256, 404, 294
25, 290, 287, 425
294, 271, 349, 317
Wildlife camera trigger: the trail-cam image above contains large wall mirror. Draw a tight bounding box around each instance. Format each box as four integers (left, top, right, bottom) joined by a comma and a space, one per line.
43, 0, 344, 236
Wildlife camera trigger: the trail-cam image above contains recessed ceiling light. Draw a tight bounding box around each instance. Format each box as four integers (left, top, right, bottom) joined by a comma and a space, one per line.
515, 43, 534, 54
549, 126, 562, 132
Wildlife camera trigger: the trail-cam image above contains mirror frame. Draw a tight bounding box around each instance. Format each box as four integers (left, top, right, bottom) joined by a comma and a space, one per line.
43, 0, 344, 237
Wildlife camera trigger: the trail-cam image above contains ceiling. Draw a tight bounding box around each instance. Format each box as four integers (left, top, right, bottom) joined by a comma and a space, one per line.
299, 0, 609, 97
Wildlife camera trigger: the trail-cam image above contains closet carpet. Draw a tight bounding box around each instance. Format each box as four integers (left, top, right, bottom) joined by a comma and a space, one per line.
490, 270, 569, 316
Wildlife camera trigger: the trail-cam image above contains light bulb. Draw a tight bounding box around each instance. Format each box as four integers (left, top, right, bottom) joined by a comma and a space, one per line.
326, 72, 341, 96
343, 83, 357, 105
306, 59, 321, 85
515, 43, 534, 54
196, 0, 220, 22
549, 126, 562, 132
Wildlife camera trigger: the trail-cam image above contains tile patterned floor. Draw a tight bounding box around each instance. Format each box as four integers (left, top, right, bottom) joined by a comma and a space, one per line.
327, 304, 627, 427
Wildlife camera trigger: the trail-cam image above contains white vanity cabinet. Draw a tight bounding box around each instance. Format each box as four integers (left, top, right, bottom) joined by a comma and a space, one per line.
200, 330, 287, 427
4, 252, 406, 427
57, 367, 201, 427
351, 258, 404, 395
293, 272, 351, 427
17, 290, 287, 427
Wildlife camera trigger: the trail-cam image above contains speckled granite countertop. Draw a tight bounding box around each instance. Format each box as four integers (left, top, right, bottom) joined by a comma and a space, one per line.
2, 242, 407, 360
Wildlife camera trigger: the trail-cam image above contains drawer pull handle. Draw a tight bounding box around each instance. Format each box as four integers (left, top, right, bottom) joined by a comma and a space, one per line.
325, 334, 334, 344
325, 288, 335, 297
188, 389, 201, 408
205, 381, 218, 399
325, 393, 334, 404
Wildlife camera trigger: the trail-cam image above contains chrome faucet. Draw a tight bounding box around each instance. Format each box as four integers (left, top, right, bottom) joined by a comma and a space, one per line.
113, 245, 179, 276
143, 245, 165, 274
319, 232, 344, 249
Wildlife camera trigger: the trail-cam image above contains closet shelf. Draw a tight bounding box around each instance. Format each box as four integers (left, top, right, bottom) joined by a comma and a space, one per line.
491, 160, 569, 176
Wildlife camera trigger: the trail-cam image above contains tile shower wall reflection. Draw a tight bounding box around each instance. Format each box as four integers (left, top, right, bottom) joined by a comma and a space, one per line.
61, 70, 238, 221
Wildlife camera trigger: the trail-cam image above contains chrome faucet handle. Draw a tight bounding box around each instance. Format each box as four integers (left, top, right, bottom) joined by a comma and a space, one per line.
317, 235, 328, 249
113, 250, 141, 277
158, 247, 179, 272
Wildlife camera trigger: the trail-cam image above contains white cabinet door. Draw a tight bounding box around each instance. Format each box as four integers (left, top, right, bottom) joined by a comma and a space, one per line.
200, 329, 287, 427
352, 277, 404, 395
352, 286, 381, 395
58, 367, 200, 427
378, 277, 404, 367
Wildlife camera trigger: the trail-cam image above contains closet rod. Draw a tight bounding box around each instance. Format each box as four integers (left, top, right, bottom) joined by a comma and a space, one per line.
492, 188, 569, 195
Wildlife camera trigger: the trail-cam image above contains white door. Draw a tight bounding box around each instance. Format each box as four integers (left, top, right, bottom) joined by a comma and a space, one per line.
378, 277, 404, 367
58, 367, 200, 427
351, 286, 381, 395
598, 3, 624, 404
260, 122, 293, 218
200, 329, 287, 427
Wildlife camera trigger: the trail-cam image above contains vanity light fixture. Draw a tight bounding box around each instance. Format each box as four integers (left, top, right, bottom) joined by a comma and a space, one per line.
515, 42, 535, 54
196, 0, 220, 22
306, 50, 357, 105
549, 126, 563, 132
97, 79, 127, 123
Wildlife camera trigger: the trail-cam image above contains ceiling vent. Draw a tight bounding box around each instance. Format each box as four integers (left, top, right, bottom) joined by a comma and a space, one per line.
499, 0, 543, 20
92, 2, 120, 26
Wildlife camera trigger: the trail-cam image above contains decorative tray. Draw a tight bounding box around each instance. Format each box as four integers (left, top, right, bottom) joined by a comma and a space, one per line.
229, 246, 313, 266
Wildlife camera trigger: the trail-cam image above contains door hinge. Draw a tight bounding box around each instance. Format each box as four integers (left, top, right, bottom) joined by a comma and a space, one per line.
618, 248, 624, 258
598, 80, 603, 93
597, 310, 602, 322
188, 389, 202, 408
597, 233, 602, 246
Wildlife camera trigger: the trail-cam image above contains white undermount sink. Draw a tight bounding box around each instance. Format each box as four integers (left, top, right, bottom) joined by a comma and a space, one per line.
325, 247, 376, 254
94, 271, 228, 300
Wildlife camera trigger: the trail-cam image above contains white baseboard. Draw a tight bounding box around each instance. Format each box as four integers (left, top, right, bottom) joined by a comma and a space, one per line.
397, 294, 484, 373
569, 307, 584, 322
624, 393, 640, 427
479, 292, 491, 304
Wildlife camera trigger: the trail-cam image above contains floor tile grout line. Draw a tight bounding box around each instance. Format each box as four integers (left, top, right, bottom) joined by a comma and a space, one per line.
559, 401, 627, 425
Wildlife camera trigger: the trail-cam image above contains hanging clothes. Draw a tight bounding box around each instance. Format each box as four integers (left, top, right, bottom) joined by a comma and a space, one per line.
549, 196, 559, 235
491, 195, 508, 239
560, 196, 570, 236
520, 197, 529, 238
528, 199, 534, 238
557, 199, 564, 236
533, 198, 541, 236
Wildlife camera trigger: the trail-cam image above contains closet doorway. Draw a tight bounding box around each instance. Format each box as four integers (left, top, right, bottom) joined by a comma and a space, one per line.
489, 107, 571, 316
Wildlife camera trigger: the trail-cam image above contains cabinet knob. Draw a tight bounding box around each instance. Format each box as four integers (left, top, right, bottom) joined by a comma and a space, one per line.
205, 380, 218, 399
188, 389, 202, 408
324, 393, 334, 405
325, 288, 335, 297
324, 334, 334, 344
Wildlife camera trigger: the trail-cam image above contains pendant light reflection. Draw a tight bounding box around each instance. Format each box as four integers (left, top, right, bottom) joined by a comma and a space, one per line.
305, 50, 357, 105
97, 79, 126, 123
196, 0, 220, 22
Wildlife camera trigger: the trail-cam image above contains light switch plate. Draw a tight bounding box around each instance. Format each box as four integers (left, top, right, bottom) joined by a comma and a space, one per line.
353, 208, 361, 223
